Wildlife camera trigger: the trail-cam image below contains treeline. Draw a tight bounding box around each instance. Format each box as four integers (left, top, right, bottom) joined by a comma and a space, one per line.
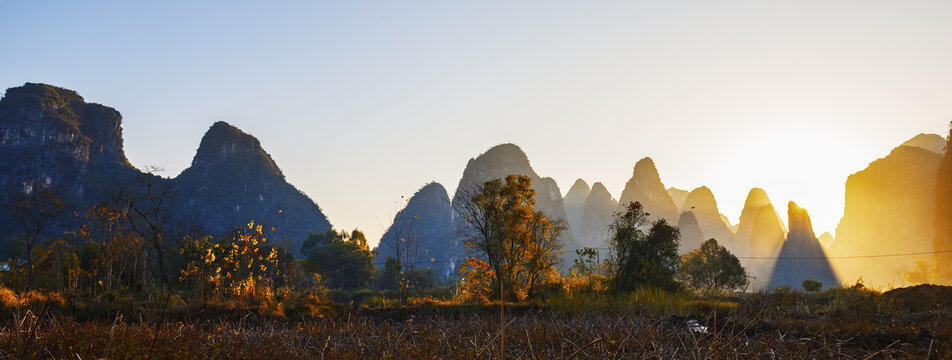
453, 175, 748, 304
2, 171, 752, 314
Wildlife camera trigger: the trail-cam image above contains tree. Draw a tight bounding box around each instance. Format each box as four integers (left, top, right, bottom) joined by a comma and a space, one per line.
454, 175, 565, 299
301, 229, 375, 289
570, 247, 602, 278
10, 179, 67, 290
376, 256, 402, 291
113, 167, 175, 287
802, 279, 822, 293
73, 202, 147, 296
384, 199, 426, 303
608, 201, 680, 292
677, 238, 748, 291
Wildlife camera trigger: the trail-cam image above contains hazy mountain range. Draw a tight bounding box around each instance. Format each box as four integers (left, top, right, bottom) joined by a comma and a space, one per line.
3, 82, 946, 289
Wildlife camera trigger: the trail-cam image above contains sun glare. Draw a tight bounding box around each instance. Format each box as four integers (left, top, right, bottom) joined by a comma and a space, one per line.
716, 123, 871, 236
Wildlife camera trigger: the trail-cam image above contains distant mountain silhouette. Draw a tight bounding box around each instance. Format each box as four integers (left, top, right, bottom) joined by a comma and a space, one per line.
832, 138, 942, 287
681, 186, 736, 250
901, 133, 946, 155
769, 202, 838, 289
374, 182, 456, 278
173, 121, 331, 254
0, 83, 332, 253
677, 211, 705, 253
818, 232, 834, 248
451, 144, 578, 263
733, 188, 787, 289
577, 182, 617, 249
667, 187, 689, 211
736, 188, 786, 255
617, 158, 679, 222
563, 179, 591, 240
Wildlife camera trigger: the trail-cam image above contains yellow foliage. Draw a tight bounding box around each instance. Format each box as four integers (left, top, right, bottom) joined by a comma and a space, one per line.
458, 257, 495, 303
0, 285, 66, 307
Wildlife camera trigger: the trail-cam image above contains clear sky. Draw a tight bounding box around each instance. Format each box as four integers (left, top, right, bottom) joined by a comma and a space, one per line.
2, 1, 951, 246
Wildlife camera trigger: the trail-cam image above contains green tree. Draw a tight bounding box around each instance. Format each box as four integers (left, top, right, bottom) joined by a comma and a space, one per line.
571, 247, 603, 278
608, 201, 681, 292
802, 279, 822, 293
677, 238, 748, 291
454, 175, 565, 299
301, 229, 375, 289
376, 255, 401, 290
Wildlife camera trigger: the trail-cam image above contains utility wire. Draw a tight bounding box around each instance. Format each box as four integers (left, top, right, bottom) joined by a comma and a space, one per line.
376, 249, 952, 265
737, 249, 952, 260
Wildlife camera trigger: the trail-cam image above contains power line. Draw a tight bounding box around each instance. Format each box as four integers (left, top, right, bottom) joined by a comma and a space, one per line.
737, 249, 952, 260
371, 249, 952, 265
579, 247, 952, 260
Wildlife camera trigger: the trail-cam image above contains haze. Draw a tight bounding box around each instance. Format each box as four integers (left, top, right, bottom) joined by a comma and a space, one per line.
2, 1, 950, 245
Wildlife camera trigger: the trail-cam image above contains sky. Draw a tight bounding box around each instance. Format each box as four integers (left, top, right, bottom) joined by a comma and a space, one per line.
2, 1, 951, 247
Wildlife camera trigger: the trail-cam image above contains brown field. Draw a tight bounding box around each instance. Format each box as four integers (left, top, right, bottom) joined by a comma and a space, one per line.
2, 287, 950, 359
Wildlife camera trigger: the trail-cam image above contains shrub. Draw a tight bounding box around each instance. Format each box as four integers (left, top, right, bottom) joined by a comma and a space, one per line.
802, 279, 822, 292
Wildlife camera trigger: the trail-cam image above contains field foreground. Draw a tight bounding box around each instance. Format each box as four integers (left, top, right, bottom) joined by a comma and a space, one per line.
1, 303, 948, 359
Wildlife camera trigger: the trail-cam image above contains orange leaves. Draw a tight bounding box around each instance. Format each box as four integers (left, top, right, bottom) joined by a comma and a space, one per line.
458, 257, 495, 304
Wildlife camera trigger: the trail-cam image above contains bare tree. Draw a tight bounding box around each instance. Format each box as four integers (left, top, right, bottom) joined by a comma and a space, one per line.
385, 206, 425, 304
11, 179, 67, 290
112, 166, 175, 287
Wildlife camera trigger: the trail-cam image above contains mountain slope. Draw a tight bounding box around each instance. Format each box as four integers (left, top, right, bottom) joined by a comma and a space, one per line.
563, 179, 590, 239
617, 158, 679, 222
668, 187, 690, 212
832, 142, 941, 287
375, 182, 456, 278
451, 144, 577, 257
172, 121, 332, 254
677, 211, 705, 253
769, 202, 838, 289
577, 182, 617, 249
681, 186, 736, 250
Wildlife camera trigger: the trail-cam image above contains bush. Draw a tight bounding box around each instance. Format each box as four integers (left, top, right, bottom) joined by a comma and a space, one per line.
678, 239, 747, 291
802, 279, 822, 292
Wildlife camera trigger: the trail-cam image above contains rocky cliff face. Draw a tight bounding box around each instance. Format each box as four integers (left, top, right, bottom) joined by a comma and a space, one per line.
577, 182, 617, 249
768, 202, 838, 289
681, 186, 736, 250
563, 179, 590, 240
173, 121, 332, 254
375, 182, 456, 278
832, 141, 942, 287
617, 158, 679, 222
0, 83, 139, 239
1, 84, 334, 255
